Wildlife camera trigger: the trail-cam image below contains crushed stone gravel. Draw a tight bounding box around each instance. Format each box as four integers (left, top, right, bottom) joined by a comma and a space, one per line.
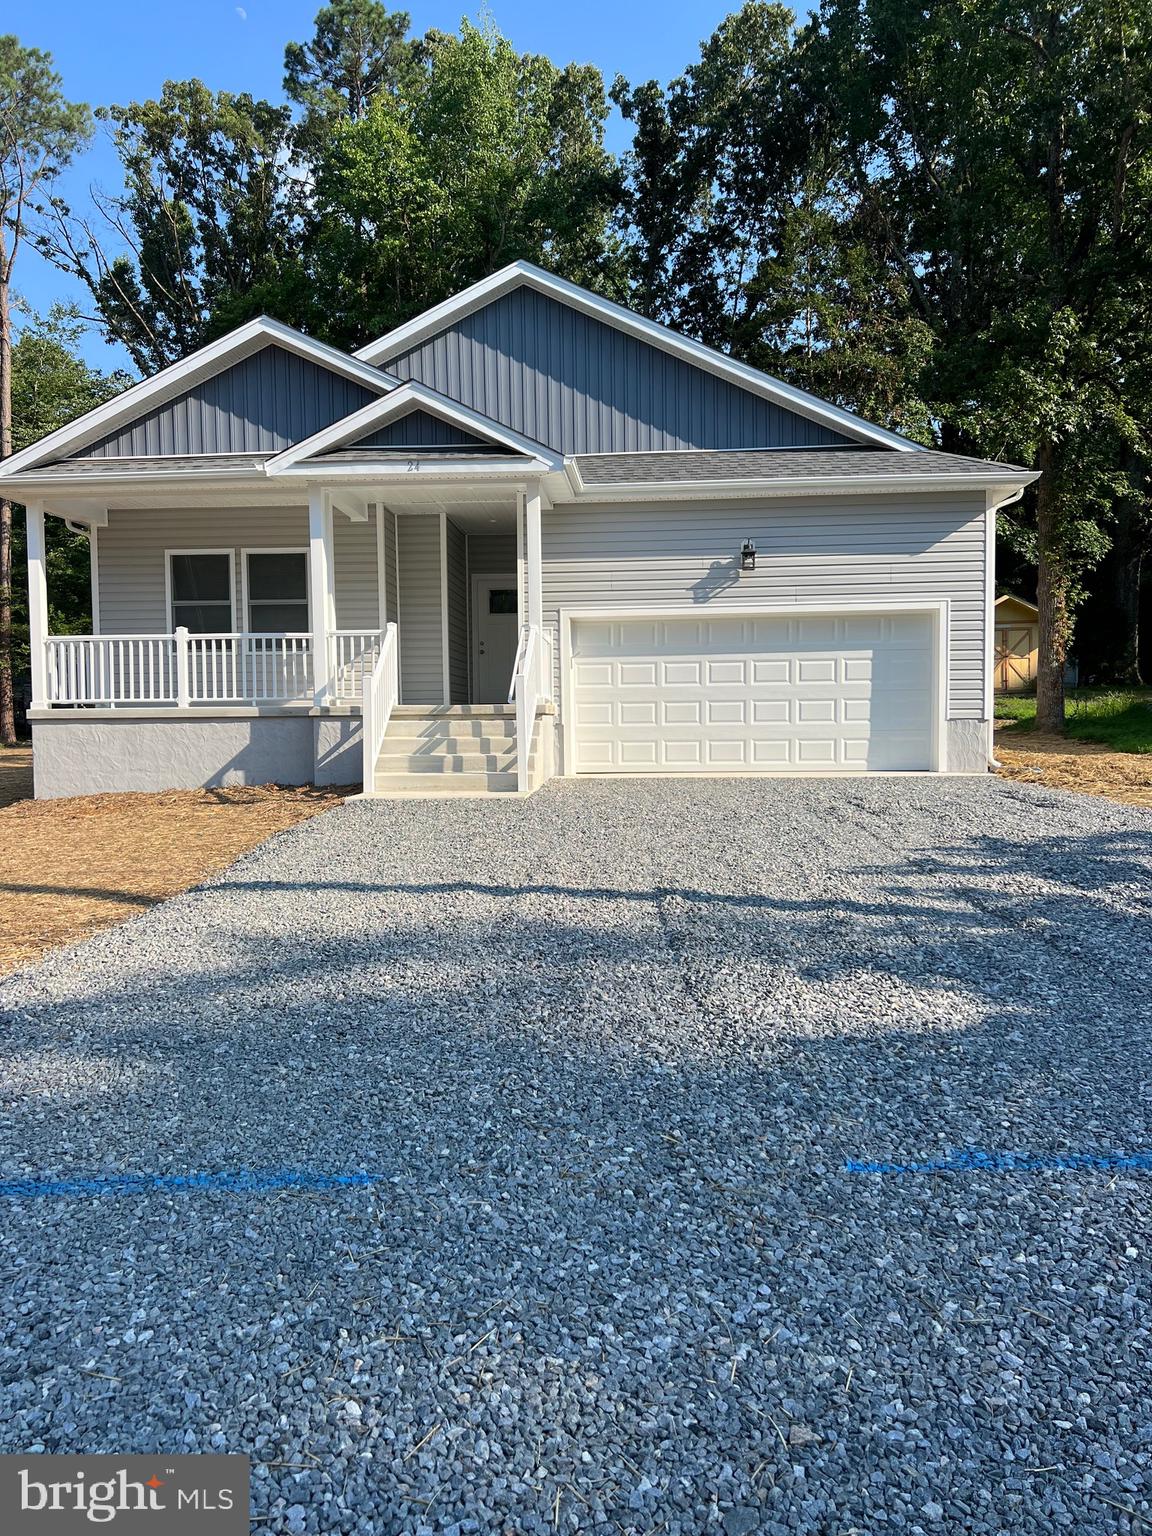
0, 775, 1149, 1535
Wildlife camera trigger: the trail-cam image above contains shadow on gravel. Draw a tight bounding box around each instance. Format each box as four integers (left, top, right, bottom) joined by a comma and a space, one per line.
0, 801, 1150, 1535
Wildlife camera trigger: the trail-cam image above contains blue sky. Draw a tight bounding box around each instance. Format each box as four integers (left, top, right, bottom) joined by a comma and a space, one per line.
12, 0, 812, 372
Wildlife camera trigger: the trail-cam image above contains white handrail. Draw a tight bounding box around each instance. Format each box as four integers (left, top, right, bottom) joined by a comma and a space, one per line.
512, 623, 542, 794
361, 621, 399, 792
329, 630, 383, 700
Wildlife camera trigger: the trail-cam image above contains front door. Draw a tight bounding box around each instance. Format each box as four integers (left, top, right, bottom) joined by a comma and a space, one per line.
472, 574, 519, 702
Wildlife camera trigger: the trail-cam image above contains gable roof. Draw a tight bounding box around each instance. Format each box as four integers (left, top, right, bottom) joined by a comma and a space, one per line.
264, 381, 562, 475
356, 261, 921, 453
995, 593, 1040, 618
0, 317, 398, 477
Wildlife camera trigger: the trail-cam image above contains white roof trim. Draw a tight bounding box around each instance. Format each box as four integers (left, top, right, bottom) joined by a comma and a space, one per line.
356, 260, 922, 453
0, 317, 399, 477
263, 380, 564, 473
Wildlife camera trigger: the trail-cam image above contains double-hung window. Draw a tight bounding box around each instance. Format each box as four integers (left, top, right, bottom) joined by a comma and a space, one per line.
245, 551, 309, 633
168, 551, 234, 634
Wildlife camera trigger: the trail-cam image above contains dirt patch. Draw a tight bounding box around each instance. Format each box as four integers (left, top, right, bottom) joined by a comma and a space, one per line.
0, 745, 34, 808
0, 778, 349, 977
995, 726, 1152, 810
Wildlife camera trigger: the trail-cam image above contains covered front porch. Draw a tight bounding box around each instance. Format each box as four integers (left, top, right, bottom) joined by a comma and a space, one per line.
24, 473, 553, 796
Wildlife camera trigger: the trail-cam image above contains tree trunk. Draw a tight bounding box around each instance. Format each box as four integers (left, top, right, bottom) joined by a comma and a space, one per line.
1034, 442, 1068, 734
1107, 456, 1149, 685
0, 238, 14, 748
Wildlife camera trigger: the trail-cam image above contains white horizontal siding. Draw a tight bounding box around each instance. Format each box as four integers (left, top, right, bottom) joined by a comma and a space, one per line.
541, 492, 988, 719
395, 514, 444, 704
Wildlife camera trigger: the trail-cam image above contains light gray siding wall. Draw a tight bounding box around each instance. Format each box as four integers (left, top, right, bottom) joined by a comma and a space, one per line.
445, 519, 469, 703
95, 505, 379, 634
97, 506, 310, 633
466, 534, 517, 575
541, 492, 989, 719
380, 507, 399, 626
82, 345, 377, 457
387, 287, 853, 455
395, 514, 444, 703
332, 509, 379, 630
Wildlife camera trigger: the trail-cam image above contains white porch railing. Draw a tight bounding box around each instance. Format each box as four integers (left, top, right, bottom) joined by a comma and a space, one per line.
511, 623, 551, 794
361, 622, 399, 789
43, 629, 383, 708
329, 630, 383, 701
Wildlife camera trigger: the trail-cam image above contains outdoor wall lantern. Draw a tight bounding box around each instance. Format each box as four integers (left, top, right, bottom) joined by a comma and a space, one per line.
740, 539, 757, 571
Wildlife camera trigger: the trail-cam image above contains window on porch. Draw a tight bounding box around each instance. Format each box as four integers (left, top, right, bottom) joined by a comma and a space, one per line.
245, 551, 308, 633
169, 552, 234, 633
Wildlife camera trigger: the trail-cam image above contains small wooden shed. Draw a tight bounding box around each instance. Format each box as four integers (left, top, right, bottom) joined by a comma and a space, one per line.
994, 594, 1039, 692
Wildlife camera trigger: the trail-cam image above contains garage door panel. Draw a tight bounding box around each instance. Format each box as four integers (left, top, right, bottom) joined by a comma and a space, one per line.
571, 613, 935, 774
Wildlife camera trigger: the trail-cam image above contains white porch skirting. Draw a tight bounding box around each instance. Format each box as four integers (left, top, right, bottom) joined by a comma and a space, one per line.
29, 711, 363, 799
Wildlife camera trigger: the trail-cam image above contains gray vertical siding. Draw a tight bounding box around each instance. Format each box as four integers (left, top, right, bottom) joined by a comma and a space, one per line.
386, 286, 853, 455
354, 407, 492, 451
81, 345, 378, 457
445, 519, 469, 703
332, 509, 379, 631
395, 515, 444, 703
541, 491, 989, 719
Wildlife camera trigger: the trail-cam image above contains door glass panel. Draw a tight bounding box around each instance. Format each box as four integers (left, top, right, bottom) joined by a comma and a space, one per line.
488, 588, 517, 614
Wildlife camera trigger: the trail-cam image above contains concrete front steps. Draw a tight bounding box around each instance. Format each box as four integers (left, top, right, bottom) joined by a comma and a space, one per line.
372, 705, 535, 795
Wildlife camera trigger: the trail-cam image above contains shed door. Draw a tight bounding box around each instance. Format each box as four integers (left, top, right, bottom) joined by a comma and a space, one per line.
570, 612, 936, 774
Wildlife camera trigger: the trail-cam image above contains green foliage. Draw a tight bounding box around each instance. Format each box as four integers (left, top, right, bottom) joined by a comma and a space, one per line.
302, 17, 624, 346
284, 0, 416, 151
43, 6, 623, 363
995, 687, 1152, 753
44, 80, 307, 372
0, 34, 92, 231
8, 308, 130, 665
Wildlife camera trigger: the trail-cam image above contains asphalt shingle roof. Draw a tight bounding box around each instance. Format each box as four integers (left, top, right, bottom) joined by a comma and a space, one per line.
574, 447, 1034, 485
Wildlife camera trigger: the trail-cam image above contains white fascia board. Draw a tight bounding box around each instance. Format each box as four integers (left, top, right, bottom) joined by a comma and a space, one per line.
0, 317, 398, 477
269, 457, 553, 482
356, 260, 921, 452
264, 380, 563, 472
568, 471, 1039, 501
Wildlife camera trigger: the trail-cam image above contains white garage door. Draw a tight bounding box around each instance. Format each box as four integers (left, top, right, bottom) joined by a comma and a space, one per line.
570, 612, 937, 773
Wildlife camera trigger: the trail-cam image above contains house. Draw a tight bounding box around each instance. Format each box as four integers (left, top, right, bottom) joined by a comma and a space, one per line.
0, 262, 1038, 799
993, 594, 1040, 692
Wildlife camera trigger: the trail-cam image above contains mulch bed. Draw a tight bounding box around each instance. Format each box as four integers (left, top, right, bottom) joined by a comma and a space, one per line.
0, 775, 349, 976
995, 726, 1152, 810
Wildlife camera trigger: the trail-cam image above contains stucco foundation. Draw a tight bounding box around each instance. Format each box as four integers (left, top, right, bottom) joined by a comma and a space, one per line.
32, 713, 319, 799
945, 718, 993, 774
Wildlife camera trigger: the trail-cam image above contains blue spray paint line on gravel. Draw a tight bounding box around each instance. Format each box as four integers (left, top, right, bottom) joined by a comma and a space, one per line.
845, 1147, 1152, 1175
0, 1167, 390, 1200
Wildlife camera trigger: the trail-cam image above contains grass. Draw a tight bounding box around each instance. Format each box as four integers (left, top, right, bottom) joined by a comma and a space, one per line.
994, 687, 1152, 754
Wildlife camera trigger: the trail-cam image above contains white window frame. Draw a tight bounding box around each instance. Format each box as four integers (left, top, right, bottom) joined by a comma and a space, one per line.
240, 546, 311, 635
165, 548, 236, 635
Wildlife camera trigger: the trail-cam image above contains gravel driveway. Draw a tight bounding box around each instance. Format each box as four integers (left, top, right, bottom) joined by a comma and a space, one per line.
1, 777, 1150, 1535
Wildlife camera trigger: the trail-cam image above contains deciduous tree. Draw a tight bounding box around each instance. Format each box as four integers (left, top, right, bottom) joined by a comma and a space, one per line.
0, 35, 90, 744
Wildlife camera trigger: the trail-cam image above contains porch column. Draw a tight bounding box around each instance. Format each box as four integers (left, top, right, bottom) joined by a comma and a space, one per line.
26, 500, 48, 708
525, 486, 543, 633
308, 487, 334, 705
